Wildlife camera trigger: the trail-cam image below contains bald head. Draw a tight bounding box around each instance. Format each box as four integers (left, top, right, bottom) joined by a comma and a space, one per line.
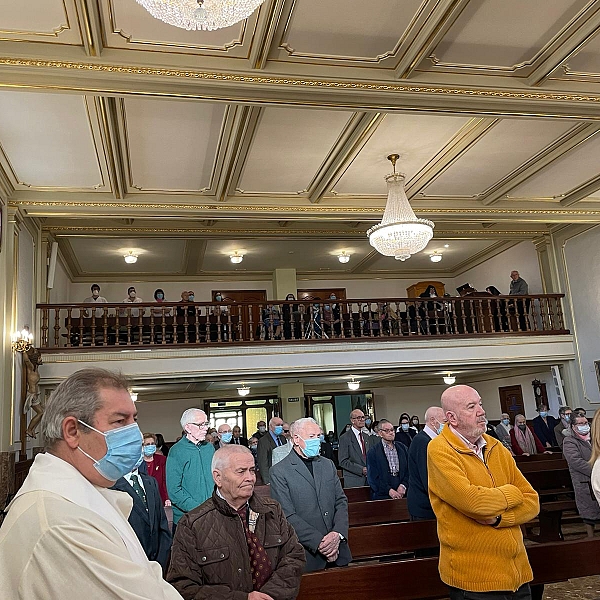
425, 406, 446, 430
441, 385, 486, 443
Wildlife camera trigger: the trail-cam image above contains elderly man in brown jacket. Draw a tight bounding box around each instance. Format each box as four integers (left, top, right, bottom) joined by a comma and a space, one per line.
168, 444, 305, 600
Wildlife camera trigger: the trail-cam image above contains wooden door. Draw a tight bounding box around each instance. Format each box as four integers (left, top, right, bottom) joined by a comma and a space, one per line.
212, 290, 267, 340
297, 288, 346, 301
499, 385, 525, 423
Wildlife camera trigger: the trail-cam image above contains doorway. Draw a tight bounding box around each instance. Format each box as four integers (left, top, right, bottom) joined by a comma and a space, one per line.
499, 385, 525, 423
204, 396, 281, 438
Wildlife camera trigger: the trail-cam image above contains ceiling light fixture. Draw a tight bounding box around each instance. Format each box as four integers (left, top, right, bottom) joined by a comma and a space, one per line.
443, 373, 456, 385
135, 0, 266, 31
367, 154, 434, 261
237, 385, 250, 396
130, 391, 138, 402
430, 251, 443, 263
230, 252, 244, 264
347, 378, 360, 391
124, 251, 138, 264
338, 252, 351, 264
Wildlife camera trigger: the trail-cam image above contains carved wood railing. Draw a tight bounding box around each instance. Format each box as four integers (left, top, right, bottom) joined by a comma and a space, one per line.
36, 294, 569, 350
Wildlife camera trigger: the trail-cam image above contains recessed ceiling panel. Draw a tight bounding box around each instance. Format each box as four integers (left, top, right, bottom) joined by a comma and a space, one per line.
66, 237, 187, 274
0, 92, 104, 189
333, 114, 471, 195
276, 0, 423, 63
508, 134, 600, 199
431, 0, 589, 69
123, 98, 226, 192
237, 108, 352, 194
102, 0, 250, 56
423, 120, 575, 197
366, 240, 498, 273
565, 33, 600, 74
0, 0, 82, 44
202, 239, 372, 273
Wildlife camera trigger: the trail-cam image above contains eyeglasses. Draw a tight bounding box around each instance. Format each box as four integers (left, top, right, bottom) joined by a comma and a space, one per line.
191, 422, 210, 428
379, 428, 395, 433
283, 429, 290, 433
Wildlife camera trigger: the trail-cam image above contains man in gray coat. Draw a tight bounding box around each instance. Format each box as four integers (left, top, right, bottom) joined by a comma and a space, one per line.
337, 408, 373, 488
270, 418, 351, 572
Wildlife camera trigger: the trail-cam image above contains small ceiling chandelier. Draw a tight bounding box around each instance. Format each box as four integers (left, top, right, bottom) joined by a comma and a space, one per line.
347, 378, 360, 391
124, 251, 138, 264
338, 252, 351, 264
430, 251, 443, 263
230, 252, 244, 264
135, 0, 266, 31
367, 154, 434, 261
237, 385, 250, 396
443, 373, 456, 385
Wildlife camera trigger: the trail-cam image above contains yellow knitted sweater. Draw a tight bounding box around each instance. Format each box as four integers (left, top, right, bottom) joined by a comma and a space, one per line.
428, 427, 539, 592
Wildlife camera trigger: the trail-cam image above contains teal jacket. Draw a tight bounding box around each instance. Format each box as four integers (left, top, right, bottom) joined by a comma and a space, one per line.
166, 437, 215, 524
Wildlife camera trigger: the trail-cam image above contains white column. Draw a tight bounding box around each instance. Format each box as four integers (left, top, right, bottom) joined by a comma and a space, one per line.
272, 269, 297, 300
279, 381, 304, 423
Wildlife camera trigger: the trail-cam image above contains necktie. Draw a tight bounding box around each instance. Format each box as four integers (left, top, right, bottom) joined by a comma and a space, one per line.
359, 434, 366, 460
130, 474, 148, 510
237, 505, 272, 590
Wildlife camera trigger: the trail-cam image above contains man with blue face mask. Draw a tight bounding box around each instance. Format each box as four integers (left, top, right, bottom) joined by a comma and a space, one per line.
0, 368, 183, 599
270, 418, 351, 572
214, 423, 233, 450
532, 404, 558, 448
256, 416, 286, 484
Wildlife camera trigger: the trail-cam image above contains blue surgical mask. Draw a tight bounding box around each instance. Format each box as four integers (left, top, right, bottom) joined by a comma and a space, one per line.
250, 444, 257, 451
539, 411, 548, 418
502, 419, 510, 426
156, 293, 164, 300
220, 432, 233, 443
577, 424, 590, 435
302, 438, 321, 458
188, 294, 194, 301
564, 414, 571, 423
436, 422, 444, 435
365, 419, 372, 426
401, 423, 409, 432
78, 420, 143, 482
319, 433, 325, 443
143, 444, 156, 457
215, 295, 222, 302
274, 425, 284, 436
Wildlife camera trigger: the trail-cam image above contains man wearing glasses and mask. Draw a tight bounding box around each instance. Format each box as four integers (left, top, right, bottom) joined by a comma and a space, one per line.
166, 409, 215, 534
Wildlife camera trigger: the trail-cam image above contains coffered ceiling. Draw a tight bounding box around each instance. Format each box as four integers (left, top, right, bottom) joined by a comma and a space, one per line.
3, 0, 600, 280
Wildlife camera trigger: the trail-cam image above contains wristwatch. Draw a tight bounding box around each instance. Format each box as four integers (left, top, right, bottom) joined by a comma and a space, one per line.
491, 515, 502, 527
338, 532, 346, 542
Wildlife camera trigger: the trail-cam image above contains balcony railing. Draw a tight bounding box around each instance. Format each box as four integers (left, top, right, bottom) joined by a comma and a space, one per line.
35, 294, 569, 351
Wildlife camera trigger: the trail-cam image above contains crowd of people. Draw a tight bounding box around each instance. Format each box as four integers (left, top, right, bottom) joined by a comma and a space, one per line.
3, 367, 598, 600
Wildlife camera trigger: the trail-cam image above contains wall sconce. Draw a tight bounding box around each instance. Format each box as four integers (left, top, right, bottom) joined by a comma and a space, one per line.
11, 327, 34, 353
237, 385, 250, 396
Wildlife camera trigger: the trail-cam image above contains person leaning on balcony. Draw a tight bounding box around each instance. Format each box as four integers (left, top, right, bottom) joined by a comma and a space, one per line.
428, 385, 539, 600
510, 415, 551, 456
82, 283, 108, 318
509, 271, 529, 331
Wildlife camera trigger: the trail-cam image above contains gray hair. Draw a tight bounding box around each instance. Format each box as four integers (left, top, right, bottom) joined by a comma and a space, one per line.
212, 444, 253, 472
290, 417, 319, 437
268, 416, 282, 428
41, 368, 130, 450
180, 408, 205, 429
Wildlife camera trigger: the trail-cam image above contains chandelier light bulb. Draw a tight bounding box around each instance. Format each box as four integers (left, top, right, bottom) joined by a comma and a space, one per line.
230, 252, 244, 264
347, 378, 360, 391
338, 252, 351, 264
237, 385, 250, 396
430, 252, 443, 263
124, 251, 138, 264
443, 373, 456, 385
130, 392, 138, 402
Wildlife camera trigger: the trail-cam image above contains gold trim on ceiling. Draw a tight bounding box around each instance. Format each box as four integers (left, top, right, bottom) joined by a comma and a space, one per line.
0, 0, 71, 39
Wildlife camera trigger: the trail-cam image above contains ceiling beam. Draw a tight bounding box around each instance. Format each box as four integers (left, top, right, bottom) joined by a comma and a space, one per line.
405, 118, 499, 198
394, 0, 471, 79
94, 96, 127, 199
248, 0, 287, 70
73, 0, 104, 57
526, 3, 600, 86
307, 112, 385, 203
560, 175, 600, 206
480, 123, 600, 205
349, 250, 380, 275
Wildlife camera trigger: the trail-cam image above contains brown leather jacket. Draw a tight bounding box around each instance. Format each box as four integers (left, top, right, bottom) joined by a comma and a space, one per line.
167, 489, 305, 600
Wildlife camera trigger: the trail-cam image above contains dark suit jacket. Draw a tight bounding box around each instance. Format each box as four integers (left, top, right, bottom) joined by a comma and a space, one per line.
366, 440, 409, 500
231, 435, 249, 447
532, 415, 558, 447
257, 431, 286, 484
407, 430, 435, 519
111, 473, 172, 570
338, 428, 373, 488
320, 440, 335, 463
270, 451, 351, 572
394, 428, 417, 448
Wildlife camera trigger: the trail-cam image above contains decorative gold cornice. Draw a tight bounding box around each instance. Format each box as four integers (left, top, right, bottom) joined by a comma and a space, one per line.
2, 56, 600, 105
11, 199, 600, 217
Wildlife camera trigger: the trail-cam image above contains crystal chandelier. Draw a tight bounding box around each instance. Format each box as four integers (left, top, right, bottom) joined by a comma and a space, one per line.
135, 0, 266, 31
367, 154, 434, 261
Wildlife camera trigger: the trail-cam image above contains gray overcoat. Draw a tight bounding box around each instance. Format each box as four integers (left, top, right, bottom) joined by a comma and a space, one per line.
269, 450, 352, 572
337, 428, 373, 488
562, 434, 600, 522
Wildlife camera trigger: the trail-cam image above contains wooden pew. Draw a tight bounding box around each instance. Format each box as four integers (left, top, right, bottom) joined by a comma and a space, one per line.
297, 537, 600, 600
344, 486, 371, 503
348, 499, 410, 527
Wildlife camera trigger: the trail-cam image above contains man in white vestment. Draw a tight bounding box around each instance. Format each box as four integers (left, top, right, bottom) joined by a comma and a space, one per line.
0, 368, 183, 600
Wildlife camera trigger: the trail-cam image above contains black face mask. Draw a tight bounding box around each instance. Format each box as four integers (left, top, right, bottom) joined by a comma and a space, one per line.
518, 424, 527, 431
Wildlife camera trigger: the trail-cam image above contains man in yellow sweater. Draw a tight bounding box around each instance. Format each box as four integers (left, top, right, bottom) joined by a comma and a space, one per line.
428, 385, 539, 600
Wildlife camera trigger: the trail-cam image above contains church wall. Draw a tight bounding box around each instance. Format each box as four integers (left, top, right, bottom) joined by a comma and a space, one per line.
48, 255, 71, 304
297, 278, 454, 299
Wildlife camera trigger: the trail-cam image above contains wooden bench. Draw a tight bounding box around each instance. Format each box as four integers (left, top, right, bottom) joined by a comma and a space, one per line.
348, 499, 410, 527
297, 537, 600, 600
344, 486, 371, 503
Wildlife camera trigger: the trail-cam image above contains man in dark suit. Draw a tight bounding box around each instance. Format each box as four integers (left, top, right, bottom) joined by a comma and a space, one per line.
231, 425, 248, 447
256, 416, 286, 484
366, 419, 409, 500
270, 417, 351, 573
407, 406, 446, 520
338, 408, 373, 487
251, 420, 267, 439
111, 468, 172, 571
532, 404, 558, 448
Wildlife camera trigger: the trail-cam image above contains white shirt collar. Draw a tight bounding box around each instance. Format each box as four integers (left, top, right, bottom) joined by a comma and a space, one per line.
423, 424, 438, 440
450, 425, 486, 460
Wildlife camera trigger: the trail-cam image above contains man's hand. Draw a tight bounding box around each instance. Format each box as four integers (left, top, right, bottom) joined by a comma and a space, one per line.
318, 532, 340, 558
546, 442, 552, 448
248, 592, 274, 600
389, 489, 402, 499
396, 484, 406, 499
326, 550, 339, 563
362, 466, 367, 476
165, 500, 171, 507
475, 516, 499, 525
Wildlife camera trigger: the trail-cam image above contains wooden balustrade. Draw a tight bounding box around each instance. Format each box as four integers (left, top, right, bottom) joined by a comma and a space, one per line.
35, 294, 569, 350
